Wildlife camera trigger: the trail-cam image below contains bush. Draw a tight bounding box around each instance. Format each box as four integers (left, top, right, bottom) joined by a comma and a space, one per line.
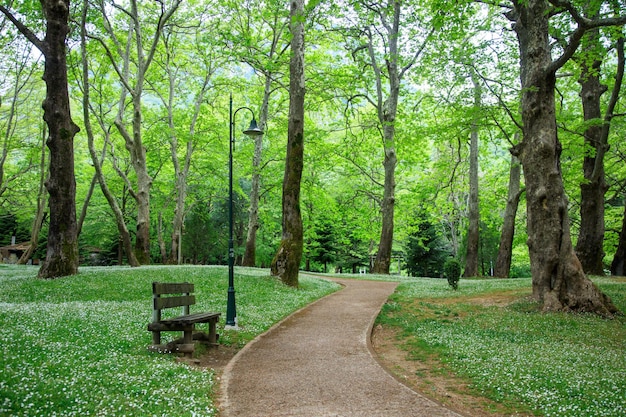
444, 259, 461, 290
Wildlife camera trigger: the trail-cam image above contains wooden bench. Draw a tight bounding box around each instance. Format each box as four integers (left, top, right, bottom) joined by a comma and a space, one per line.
147, 282, 221, 357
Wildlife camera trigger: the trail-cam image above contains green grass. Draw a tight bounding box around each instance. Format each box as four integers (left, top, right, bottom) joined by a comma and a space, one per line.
0, 265, 340, 416
375, 276, 626, 417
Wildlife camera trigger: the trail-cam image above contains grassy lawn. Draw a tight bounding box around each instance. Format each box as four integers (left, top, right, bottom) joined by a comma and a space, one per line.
0, 265, 340, 416
3, 266, 624, 417
375, 276, 626, 417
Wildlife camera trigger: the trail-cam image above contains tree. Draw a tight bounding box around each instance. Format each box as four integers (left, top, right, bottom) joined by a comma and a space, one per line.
271, 0, 306, 287
346, 0, 433, 274
217, 0, 291, 268
494, 151, 523, 277
506, 0, 624, 315
91, 0, 182, 264
574, 17, 624, 275
78, 0, 139, 267
153, 12, 218, 264
1, 1, 80, 278
464, 70, 482, 277
404, 212, 450, 278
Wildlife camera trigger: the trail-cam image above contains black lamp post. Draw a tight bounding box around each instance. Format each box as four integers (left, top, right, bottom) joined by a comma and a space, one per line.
226, 93, 264, 328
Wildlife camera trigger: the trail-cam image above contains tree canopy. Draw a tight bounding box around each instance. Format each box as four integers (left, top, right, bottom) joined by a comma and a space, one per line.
1, 1, 625, 313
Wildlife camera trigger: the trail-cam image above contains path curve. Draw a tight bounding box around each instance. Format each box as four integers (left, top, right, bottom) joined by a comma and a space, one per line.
219, 278, 463, 417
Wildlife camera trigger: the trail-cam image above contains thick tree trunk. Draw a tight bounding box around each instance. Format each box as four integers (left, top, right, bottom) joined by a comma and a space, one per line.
37, 0, 80, 278
243, 75, 271, 267
271, 0, 305, 287
575, 26, 608, 276
464, 72, 481, 277
494, 152, 522, 278
510, 0, 618, 316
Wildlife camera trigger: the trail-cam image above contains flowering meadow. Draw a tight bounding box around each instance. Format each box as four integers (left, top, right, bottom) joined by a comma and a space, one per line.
0, 265, 340, 416
377, 276, 626, 417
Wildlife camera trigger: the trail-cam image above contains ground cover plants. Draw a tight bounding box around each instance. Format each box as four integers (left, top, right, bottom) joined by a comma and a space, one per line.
0, 265, 340, 416
376, 276, 626, 417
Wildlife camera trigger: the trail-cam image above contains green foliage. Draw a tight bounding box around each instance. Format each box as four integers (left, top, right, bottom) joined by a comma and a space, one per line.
444, 258, 461, 290
307, 217, 338, 272
403, 212, 451, 278
378, 277, 626, 417
0, 265, 340, 415
0, 0, 623, 296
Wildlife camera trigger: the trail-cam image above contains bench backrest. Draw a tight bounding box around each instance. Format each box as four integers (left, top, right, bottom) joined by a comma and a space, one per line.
152, 282, 195, 322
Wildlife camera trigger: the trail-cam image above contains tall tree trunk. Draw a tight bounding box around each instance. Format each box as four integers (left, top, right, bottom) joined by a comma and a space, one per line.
80, 0, 139, 267
96, 0, 181, 265
12, 0, 82, 278
158, 211, 167, 262
464, 71, 481, 277
243, 75, 271, 267
361, 1, 430, 274
161, 30, 208, 265
508, 0, 619, 316
372, 142, 396, 274
574, 21, 610, 276
370, 3, 401, 275
271, 0, 305, 287
494, 151, 522, 278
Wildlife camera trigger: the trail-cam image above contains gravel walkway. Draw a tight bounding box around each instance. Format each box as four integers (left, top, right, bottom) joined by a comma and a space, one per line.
219, 277, 463, 417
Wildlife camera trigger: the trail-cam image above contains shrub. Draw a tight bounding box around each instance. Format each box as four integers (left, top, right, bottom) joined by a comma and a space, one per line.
444, 259, 461, 290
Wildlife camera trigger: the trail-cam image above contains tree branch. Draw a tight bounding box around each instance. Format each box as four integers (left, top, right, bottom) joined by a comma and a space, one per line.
548, 0, 626, 73
0, 6, 46, 53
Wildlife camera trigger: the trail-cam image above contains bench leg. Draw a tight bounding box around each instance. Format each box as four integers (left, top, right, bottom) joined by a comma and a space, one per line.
152, 331, 161, 345
208, 319, 218, 344
180, 325, 195, 358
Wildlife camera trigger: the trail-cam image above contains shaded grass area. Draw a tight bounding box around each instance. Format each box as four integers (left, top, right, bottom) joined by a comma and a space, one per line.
0, 265, 340, 416
376, 276, 626, 417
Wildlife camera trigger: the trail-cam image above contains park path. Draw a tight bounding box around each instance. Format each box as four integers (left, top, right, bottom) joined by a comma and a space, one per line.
218, 277, 463, 417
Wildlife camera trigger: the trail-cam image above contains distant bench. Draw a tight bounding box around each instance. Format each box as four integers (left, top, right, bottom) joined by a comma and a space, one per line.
147, 282, 221, 357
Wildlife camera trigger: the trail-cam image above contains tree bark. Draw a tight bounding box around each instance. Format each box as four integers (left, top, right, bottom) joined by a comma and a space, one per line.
574, 21, 610, 276
494, 152, 522, 278
4, 0, 83, 278
611, 202, 626, 276
243, 75, 271, 267
509, 0, 619, 316
80, 0, 139, 267
370, 2, 401, 275
96, 0, 181, 264
271, 0, 305, 287
238, 5, 289, 267
464, 71, 481, 277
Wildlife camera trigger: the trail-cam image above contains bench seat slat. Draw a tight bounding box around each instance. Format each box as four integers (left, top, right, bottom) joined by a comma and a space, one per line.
148, 312, 220, 331
162, 312, 220, 325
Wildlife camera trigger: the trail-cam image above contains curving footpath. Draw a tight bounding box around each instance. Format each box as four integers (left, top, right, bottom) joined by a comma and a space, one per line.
218, 277, 463, 417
